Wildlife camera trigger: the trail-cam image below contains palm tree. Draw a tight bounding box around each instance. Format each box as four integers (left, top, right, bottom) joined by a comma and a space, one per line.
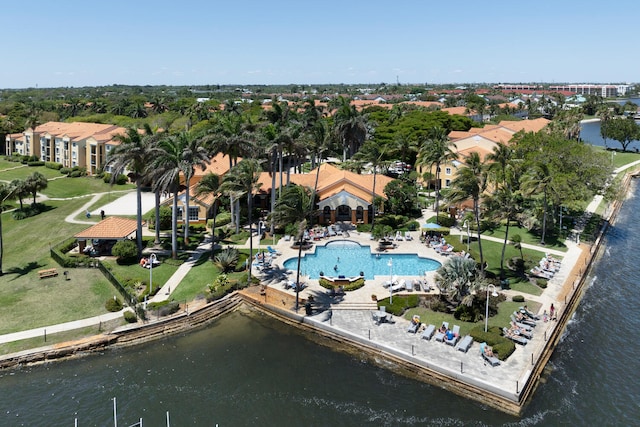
521, 162, 553, 245
220, 159, 263, 286
353, 141, 389, 231
416, 127, 456, 224
147, 133, 185, 259
435, 256, 481, 306
106, 125, 156, 255
333, 97, 372, 161
195, 172, 221, 260
25, 171, 48, 204
270, 184, 316, 311
448, 152, 487, 273
176, 132, 210, 244
10, 179, 28, 210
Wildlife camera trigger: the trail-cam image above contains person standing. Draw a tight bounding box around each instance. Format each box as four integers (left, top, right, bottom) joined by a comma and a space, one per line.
100, 210, 105, 220
550, 303, 556, 321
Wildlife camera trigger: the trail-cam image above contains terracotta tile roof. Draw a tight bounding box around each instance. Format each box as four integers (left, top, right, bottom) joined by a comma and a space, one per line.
441, 106, 469, 116
256, 163, 393, 201
33, 122, 127, 144
74, 217, 138, 240
498, 118, 550, 133
456, 145, 494, 162
193, 152, 237, 177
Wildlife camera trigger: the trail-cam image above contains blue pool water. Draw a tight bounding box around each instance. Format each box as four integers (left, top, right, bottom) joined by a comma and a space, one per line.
282, 240, 441, 279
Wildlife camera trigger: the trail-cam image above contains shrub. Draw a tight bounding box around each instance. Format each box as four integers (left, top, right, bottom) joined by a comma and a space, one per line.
147, 300, 180, 317
469, 325, 516, 361
512, 295, 525, 303
111, 240, 138, 261
60, 167, 72, 175
27, 161, 45, 167
149, 206, 172, 230
69, 169, 86, 178
45, 162, 63, 170
214, 247, 239, 273
105, 297, 123, 312
454, 304, 481, 322
214, 212, 232, 227
123, 310, 137, 323
536, 278, 548, 288
379, 294, 420, 316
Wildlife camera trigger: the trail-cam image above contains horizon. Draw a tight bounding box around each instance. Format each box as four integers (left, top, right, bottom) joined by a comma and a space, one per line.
2, 0, 638, 89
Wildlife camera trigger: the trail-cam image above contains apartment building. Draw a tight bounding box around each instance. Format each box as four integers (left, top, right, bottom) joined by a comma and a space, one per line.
5, 122, 126, 175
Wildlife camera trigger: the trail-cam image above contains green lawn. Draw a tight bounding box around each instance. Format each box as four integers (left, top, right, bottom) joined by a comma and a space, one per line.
0, 269, 117, 334
591, 146, 640, 169
481, 224, 568, 251
43, 176, 133, 198
0, 164, 62, 181
102, 258, 181, 290
0, 197, 128, 334
405, 300, 541, 337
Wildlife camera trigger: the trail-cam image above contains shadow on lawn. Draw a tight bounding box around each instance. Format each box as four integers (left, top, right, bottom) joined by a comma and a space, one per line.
5, 261, 46, 281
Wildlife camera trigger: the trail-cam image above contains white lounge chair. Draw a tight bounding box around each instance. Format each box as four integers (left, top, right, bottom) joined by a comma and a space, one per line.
434, 322, 449, 342
421, 324, 435, 340
445, 325, 461, 346
480, 342, 500, 366
456, 335, 473, 353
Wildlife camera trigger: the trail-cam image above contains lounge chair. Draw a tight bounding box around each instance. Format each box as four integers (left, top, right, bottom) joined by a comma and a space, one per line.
480, 342, 501, 366
445, 325, 461, 346
404, 231, 413, 241
509, 314, 532, 331
513, 312, 537, 327
283, 235, 291, 242
407, 316, 420, 333
421, 324, 435, 340
391, 281, 405, 293
266, 246, 281, 256
434, 322, 449, 342
503, 327, 528, 345
519, 306, 540, 321
456, 335, 473, 353
405, 279, 413, 292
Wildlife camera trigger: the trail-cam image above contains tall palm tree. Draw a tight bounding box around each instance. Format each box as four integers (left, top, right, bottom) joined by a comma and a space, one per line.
353, 140, 389, 231
147, 133, 186, 259
416, 127, 456, 224
521, 162, 553, 245
195, 172, 221, 260
448, 152, 487, 273
25, 171, 48, 205
177, 132, 210, 244
270, 184, 315, 311
220, 159, 263, 286
333, 97, 372, 161
106, 125, 156, 256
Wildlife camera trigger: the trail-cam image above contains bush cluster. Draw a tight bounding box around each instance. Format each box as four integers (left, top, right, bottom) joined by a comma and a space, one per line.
147, 300, 180, 317
469, 325, 515, 361
105, 297, 123, 312
123, 311, 137, 323
45, 162, 63, 170
379, 294, 420, 316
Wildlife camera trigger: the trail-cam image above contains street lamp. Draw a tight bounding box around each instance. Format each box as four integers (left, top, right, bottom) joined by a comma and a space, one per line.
149, 253, 157, 295
387, 258, 393, 304
485, 284, 499, 332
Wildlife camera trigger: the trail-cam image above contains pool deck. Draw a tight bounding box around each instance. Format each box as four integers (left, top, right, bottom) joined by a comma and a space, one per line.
244, 210, 588, 415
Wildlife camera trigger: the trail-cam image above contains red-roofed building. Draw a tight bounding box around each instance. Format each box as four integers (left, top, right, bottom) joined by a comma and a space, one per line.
74, 217, 138, 255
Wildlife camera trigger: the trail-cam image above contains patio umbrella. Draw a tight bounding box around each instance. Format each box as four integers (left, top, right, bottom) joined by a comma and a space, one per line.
422, 223, 443, 230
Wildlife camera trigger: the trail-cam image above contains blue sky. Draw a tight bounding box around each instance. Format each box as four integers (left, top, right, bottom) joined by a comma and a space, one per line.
2, 0, 638, 88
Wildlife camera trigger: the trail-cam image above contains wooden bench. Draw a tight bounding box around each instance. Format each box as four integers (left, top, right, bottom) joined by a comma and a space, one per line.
38, 268, 58, 279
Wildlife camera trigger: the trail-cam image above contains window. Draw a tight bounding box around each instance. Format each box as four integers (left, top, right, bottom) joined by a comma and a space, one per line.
188, 207, 199, 221
445, 167, 452, 175
445, 179, 451, 187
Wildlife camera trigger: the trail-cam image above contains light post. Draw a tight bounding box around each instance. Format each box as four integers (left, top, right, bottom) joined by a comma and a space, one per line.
149, 253, 157, 295
485, 284, 498, 332
388, 258, 393, 304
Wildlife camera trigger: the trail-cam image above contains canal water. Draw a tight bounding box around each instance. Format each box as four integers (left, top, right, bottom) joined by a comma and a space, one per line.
1, 188, 640, 426
580, 98, 640, 149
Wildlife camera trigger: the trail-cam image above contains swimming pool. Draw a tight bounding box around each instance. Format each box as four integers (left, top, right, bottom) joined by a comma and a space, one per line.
282, 240, 441, 279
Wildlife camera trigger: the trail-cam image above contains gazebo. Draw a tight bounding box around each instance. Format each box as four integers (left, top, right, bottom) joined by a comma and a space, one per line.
74, 217, 138, 256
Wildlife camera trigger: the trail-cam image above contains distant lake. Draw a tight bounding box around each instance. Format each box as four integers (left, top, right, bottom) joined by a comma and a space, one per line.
580, 98, 640, 150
